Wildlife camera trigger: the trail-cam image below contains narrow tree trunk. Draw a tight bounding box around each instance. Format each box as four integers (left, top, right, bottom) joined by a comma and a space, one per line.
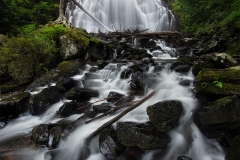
54, 0, 71, 27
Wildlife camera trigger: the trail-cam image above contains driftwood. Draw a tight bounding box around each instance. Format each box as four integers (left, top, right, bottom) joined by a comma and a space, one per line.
85, 100, 139, 124
84, 88, 158, 143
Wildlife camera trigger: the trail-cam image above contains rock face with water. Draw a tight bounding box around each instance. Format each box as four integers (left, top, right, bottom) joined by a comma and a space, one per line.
64, 87, 99, 101
30, 86, 62, 115
0, 92, 30, 120
147, 100, 184, 132
99, 126, 125, 159
116, 122, 170, 150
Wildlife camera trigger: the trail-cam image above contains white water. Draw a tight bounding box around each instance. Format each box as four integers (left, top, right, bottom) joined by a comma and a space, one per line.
0, 42, 225, 160
66, 0, 176, 33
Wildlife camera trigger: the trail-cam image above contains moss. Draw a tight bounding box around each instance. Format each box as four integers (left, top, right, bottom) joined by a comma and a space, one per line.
57, 60, 81, 76
0, 85, 17, 94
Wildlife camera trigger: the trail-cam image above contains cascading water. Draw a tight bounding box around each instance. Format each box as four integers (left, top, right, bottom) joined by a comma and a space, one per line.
66, 0, 176, 32
0, 1, 227, 160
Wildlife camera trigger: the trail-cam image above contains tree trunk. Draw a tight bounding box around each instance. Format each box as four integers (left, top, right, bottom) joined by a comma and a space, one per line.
54, 0, 71, 27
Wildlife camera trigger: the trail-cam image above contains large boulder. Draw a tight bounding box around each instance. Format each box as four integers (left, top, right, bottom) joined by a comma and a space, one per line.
30, 86, 62, 115
60, 35, 81, 60
116, 122, 169, 150
87, 40, 106, 62
0, 92, 30, 120
107, 91, 125, 104
147, 100, 184, 132
170, 56, 198, 74
197, 95, 240, 130
225, 134, 240, 160
194, 67, 240, 96
57, 101, 90, 117
192, 60, 215, 76
99, 127, 125, 159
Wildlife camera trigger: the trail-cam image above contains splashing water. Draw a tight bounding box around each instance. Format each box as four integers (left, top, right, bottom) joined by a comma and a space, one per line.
66, 0, 176, 33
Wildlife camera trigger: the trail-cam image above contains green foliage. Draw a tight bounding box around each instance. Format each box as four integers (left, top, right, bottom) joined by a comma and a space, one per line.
171, 0, 240, 33
213, 81, 223, 89
201, 82, 208, 88
91, 37, 100, 44
0, 24, 91, 85
0, 0, 59, 35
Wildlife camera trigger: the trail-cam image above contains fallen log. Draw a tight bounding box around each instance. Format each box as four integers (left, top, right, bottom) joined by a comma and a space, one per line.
84, 88, 159, 143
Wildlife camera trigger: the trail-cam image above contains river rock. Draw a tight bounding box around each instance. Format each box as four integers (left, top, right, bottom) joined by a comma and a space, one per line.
93, 103, 114, 113
170, 56, 197, 73
197, 95, 240, 130
210, 53, 238, 68
194, 67, 240, 96
117, 147, 145, 160
99, 127, 125, 159
116, 122, 170, 150
147, 100, 184, 132
0, 92, 30, 120
0, 84, 17, 94
64, 87, 99, 101
58, 101, 90, 117
139, 37, 157, 48
107, 91, 125, 104
57, 60, 81, 76
30, 86, 62, 115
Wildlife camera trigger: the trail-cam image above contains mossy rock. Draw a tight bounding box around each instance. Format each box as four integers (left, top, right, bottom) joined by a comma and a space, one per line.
194, 67, 240, 96
57, 60, 81, 76
0, 84, 17, 94
147, 100, 183, 132
198, 95, 240, 129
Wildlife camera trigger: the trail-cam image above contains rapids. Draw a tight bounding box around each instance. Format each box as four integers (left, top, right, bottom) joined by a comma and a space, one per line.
0, 40, 225, 160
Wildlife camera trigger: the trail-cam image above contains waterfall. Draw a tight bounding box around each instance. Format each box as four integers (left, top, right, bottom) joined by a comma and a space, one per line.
65, 0, 176, 33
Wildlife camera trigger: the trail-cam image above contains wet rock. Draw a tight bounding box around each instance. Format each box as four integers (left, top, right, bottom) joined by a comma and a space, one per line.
89, 66, 98, 72
99, 127, 125, 159
30, 86, 62, 115
177, 156, 193, 160
0, 92, 30, 120
174, 64, 191, 73
84, 109, 97, 118
114, 95, 135, 106
179, 79, 191, 86
120, 68, 133, 79
26, 70, 64, 92
44, 150, 60, 160
32, 124, 49, 146
147, 100, 184, 132
210, 53, 238, 68
0, 122, 6, 129
154, 65, 165, 72
32, 124, 74, 149
197, 95, 240, 130
58, 60, 81, 76
93, 103, 114, 113
64, 87, 99, 102
55, 77, 79, 92
47, 126, 62, 149
107, 91, 125, 104
58, 101, 90, 117
116, 122, 170, 150
194, 67, 240, 96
